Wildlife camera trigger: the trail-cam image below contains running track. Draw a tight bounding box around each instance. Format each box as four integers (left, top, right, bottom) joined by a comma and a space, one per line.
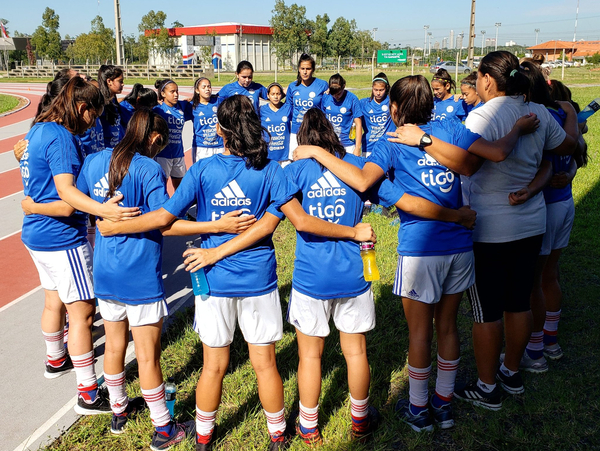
0, 83, 197, 451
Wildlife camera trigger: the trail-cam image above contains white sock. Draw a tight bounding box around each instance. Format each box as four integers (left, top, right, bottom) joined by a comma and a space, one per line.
71, 351, 97, 400
105, 371, 128, 415
142, 384, 171, 427
408, 364, 431, 407
42, 329, 66, 367
350, 395, 369, 419
196, 406, 217, 437
477, 378, 496, 393
435, 355, 460, 401
299, 401, 319, 430
500, 362, 517, 377
264, 407, 286, 437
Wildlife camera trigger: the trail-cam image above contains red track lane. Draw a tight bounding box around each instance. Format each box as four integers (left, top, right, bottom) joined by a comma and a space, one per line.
0, 233, 40, 308
0, 168, 23, 198
0, 134, 26, 155
0, 92, 40, 126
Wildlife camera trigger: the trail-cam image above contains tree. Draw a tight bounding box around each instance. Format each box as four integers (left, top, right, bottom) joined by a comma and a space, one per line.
270, 0, 310, 68
31, 7, 63, 61
328, 17, 358, 60
66, 16, 115, 64
308, 14, 330, 65
172, 21, 184, 28
138, 10, 177, 65
355, 30, 383, 64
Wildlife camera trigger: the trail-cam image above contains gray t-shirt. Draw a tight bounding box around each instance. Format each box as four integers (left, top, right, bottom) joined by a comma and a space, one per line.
463, 96, 566, 243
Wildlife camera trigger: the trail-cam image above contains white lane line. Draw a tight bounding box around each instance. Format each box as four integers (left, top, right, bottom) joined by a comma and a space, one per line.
0, 166, 19, 175
0, 286, 42, 314
0, 229, 21, 241
0, 190, 23, 202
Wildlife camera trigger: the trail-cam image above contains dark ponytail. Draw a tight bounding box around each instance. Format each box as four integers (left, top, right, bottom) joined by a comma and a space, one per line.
107, 108, 168, 199
521, 61, 559, 109
217, 95, 268, 170
389, 75, 434, 127
297, 108, 345, 169
122, 83, 144, 105
34, 76, 71, 122
478, 51, 529, 97
98, 64, 123, 125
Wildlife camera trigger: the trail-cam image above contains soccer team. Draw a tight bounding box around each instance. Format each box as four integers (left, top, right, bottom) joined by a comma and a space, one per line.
17, 50, 587, 450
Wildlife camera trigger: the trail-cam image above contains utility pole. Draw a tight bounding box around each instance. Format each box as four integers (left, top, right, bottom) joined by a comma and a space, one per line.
535, 28, 540, 46
467, 0, 476, 68
495, 23, 501, 51
372, 28, 378, 41
481, 30, 486, 55
113, 0, 124, 65
423, 25, 429, 58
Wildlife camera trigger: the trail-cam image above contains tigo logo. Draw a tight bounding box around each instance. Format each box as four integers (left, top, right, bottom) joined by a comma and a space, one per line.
308, 171, 346, 199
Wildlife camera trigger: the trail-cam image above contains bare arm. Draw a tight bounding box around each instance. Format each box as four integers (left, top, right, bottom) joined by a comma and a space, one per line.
281, 198, 376, 241
508, 159, 552, 206
547, 102, 578, 156
162, 210, 257, 236
353, 118, 363, 156
21, 196, 75, 217
396, 194, 477, 229
54, 174, 140, 221
97, 207, 176, 236
293, 145, 384, 192
549, 158, 577, 189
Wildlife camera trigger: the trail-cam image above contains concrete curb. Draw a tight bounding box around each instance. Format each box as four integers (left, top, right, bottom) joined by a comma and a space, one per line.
0, 92, 31, 118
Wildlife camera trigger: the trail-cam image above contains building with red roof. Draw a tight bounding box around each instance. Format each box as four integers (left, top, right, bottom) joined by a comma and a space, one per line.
527, 40, 600, 63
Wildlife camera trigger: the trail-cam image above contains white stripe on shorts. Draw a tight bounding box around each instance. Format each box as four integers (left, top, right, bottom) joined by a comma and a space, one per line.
67, 247, 92, 300
393, 256, 403, 296
468, 283, 484, 323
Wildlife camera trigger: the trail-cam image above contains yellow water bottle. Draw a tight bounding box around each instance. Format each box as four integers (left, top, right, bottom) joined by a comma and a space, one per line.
349, 122, 356, 141
360, 242, 380, 281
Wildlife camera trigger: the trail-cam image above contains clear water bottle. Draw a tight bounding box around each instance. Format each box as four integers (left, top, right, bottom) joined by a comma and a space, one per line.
165, 377, 177, 418
185, 241, 209, 296
360, 242, 380, 281
577, 98, 600, 123
349, 122, 357, 141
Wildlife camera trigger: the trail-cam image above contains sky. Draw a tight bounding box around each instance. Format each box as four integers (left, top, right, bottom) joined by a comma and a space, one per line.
2, 0, 600, 48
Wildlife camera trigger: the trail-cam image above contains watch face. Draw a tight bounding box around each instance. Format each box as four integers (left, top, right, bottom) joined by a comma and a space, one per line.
421, 134, 432, 146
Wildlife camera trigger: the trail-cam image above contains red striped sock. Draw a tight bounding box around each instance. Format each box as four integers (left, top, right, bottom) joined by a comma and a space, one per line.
435, 355, 460, 401
105, 371, 128, 415
71, 351, 97, 401
408, 364, 431, 408
264, 407, 286, 439
195, 406, 217, 443
43, 329, 66, 367
142, 384, 170, 428
299, 401, 319, 430
543, 310, 561, 344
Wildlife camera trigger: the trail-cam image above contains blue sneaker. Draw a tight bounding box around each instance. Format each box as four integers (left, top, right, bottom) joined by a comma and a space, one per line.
395, 399, 433, 432
429, 396, 454, 429
150, 420, 195, 451
110, 396, 147, 435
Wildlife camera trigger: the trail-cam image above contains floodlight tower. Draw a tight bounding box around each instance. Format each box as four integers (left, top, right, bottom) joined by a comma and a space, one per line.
114, 0, 124, 64
495, 22, 501, 51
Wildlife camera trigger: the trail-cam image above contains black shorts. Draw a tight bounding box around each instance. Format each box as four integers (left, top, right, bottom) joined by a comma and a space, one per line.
467, 235, 543, 323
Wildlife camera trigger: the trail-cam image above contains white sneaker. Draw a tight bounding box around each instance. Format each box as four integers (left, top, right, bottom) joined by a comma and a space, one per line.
520, 352, 549, 373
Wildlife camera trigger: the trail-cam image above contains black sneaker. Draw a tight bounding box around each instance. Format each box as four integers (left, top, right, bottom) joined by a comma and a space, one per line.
496, 368, 524, 395
351, 405, 380, 443
110, 396, 147, 435
196, 424, 218, 451
395, 399, 433, 432
74, 387, 112, 415
44, 354, 74, 379
454, 380, 502, 411
151, 420, 195, 451
429, 396, 454, 429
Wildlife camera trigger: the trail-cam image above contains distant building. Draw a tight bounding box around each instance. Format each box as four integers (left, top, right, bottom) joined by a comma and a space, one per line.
505, 40, 517, 47
449, 30, 455, 50
145, 22, 274, 71
456, 33, 464, 50
528, 40, 600, 63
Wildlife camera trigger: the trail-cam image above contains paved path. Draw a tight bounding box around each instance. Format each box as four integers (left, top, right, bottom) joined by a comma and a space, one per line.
0, 83, 200, 451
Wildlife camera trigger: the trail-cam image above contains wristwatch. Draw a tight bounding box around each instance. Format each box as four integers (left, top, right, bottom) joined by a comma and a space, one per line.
419, 133, 432, 148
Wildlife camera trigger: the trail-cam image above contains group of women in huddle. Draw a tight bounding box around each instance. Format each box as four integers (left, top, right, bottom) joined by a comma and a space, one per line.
18, 49, 586, 450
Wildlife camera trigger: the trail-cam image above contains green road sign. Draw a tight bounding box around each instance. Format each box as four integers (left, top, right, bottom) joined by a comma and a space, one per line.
377, 49, 407, 63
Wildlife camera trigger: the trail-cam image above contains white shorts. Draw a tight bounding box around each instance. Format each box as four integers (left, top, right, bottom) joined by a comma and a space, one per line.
288, 133, 298, 161
26, 243, 94, 303
362, 151, 372, 158
156, 156, 187, 178
287, 288, 375, 337
540, 198, 575, 255
193, 289, 283, 347
98, 298, 168, 327
193, 146, 224, 163
345, 144, 356, 154
393, 251, 475, 304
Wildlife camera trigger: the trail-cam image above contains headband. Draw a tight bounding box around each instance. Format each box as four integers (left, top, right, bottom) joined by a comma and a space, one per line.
509, 69, 518, 77
432, 77, 450, 83
461, 81, 476, 88
160, 79, 176, 91
372, 77, 389, 84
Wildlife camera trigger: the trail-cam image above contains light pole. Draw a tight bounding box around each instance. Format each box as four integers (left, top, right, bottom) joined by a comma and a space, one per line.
372, 28, 378, 41
428, 32, 432, 58
424, 25, 430, 57
535, 28, 540, 46
494, 22, 501, 51
481, 30, 486, 55
113, 0, 124, 65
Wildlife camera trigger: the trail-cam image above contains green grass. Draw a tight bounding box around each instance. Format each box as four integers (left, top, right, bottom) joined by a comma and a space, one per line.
45, 88, 600, 450
0, 93, 19, 115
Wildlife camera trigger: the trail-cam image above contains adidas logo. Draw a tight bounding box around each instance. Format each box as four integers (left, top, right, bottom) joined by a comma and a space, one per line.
164, 109, 172, 114
294, 92, 300, 96
369, 109, 374, 114
93, 173, 110, 197
211, 180, 252, 207
408, 289, 420, 299
198, 111, 205, 116
307, 171, 346, 198
265, 117, 271, 122
326, 106, 331, 110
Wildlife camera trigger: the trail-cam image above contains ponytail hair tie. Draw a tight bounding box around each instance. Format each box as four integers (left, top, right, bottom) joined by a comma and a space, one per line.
510, 69, 518, 77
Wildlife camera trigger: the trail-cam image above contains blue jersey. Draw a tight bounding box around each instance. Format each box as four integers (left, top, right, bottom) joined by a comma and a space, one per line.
154, 101, 193, 159
360, 96, 393, 153
543, 107, 572, 204
260, 103, 292, 162
368, 121, 479, 256
285, 78, 330, 133
100, 99, 125, 148
466, 102, 484, 116
119, 100, 135, 127
20, 122, 87, 251
163, 154, 292, 297
218, 81, 268, 114
77, 150, 169, 304
79, 118, 104, 158
321, 91, 363, 147
433, 96, 468, 123
191, 98, 223, 149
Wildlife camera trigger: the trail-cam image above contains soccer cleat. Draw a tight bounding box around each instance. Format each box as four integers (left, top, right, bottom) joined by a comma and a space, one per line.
454, 381, 502, 411
395, 399, 434, 432
151, 421, 195, 451
496, 369, 524, 395
74, 387, 112, 415
520, 352, 549, 373
110, 396, 147, 435
267, 434, 288, 451
351, 405, 380, 443
295, 417, 323, 446
544, 343, 564, 360
44, 354, 74, 379
429, 397, 454, 429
